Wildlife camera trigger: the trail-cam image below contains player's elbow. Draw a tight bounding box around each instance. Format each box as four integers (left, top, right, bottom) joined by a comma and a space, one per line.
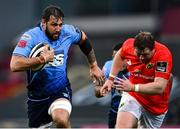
10, 56, 26, 72
10, 59, 22, 72
10, 61, 18, 72
156, 88, 165, 94
154, 78, 168, 94
155, 84, 166, 94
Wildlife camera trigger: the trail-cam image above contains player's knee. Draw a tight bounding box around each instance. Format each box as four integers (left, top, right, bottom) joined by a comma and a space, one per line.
53, 114, 69, 128
48, 99, 72, 127
116, 122, 131, 128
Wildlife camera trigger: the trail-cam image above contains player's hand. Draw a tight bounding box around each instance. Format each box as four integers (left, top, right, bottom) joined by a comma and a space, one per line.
100, 79, 113, 96
94, 86, 103, 98
40, 45, 54, 63
90, 62, 105, 86
113, 75, 134, 91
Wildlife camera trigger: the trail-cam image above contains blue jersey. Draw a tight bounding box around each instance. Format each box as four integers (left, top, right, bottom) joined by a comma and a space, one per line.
102, 60, 129, 113
13, 24, 81, 97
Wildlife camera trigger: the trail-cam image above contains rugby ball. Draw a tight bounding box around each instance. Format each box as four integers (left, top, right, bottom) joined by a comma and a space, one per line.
29, 43, 46, 71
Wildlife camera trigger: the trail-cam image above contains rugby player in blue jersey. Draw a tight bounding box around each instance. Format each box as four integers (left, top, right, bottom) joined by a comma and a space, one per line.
10, 5, 104, 128
94, 43, 129, 128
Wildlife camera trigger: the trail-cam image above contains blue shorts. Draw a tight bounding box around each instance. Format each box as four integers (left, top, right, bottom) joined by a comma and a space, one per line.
27, 87, 72, 127
108, 109, 118, 128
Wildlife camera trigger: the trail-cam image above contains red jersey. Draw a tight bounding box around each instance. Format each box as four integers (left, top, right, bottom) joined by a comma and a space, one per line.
120, 38, 173, 115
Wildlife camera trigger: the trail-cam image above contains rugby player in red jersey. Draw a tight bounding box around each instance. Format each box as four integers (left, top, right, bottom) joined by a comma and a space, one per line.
100, 31, 173, 128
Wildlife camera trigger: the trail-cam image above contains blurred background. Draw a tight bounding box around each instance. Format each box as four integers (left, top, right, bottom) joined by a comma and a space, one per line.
0, 0, 180, 128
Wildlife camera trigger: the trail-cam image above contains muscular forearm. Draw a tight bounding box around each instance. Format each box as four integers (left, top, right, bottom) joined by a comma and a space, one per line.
10, 55, 46, 72
86, 49, 97, 66
78, 31, 98, 67
134, 77, 168, 94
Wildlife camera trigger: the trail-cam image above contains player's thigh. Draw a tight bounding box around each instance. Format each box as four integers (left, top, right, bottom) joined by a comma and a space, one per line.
116, 93, 141, 128
48, 98, 72, 122
138, 108, 166, 128
116, 111, 137, 128
108, 110, 117, 128
27, 97, 52, 127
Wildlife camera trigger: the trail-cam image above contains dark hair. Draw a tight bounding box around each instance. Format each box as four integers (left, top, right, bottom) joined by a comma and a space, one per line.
42, 5, 64, 22
134, 31, 155, 51
112, 43, 123, 51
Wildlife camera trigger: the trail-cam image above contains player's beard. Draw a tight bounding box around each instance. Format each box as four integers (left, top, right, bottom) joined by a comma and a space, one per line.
45, 28, 60, 41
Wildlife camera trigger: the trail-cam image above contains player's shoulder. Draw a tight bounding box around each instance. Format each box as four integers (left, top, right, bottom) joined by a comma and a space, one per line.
103, 60, 112, 69
155, 41, 172, 55
123, 38, 134, 47
153, 42, 172, 63
104, 60, 112, 66
23, 25, 42, 38
62, 24, 81, 34
102, 60, 112, 78
155, 41, 170, 50
121, 38, 135, 55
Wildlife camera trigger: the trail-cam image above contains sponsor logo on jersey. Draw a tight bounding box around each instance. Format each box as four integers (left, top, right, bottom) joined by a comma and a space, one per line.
131, 73, 154, 80
156, 61, 167, 72
146, 63, 154, 69
47, 50, 65, 67
21, 34, 32, 40
17, 40, 27, 48
48, 54, 64, 67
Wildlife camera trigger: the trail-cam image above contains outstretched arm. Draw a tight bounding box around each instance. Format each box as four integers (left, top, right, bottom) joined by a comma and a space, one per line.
100, 49, 125, 96
114, 76, 169, 94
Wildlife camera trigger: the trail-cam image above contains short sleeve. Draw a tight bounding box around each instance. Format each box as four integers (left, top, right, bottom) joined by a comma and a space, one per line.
12, 32, 34, 57
120, 38, 134, 59
63, 25, 82, 45
72, 26, 82, 44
